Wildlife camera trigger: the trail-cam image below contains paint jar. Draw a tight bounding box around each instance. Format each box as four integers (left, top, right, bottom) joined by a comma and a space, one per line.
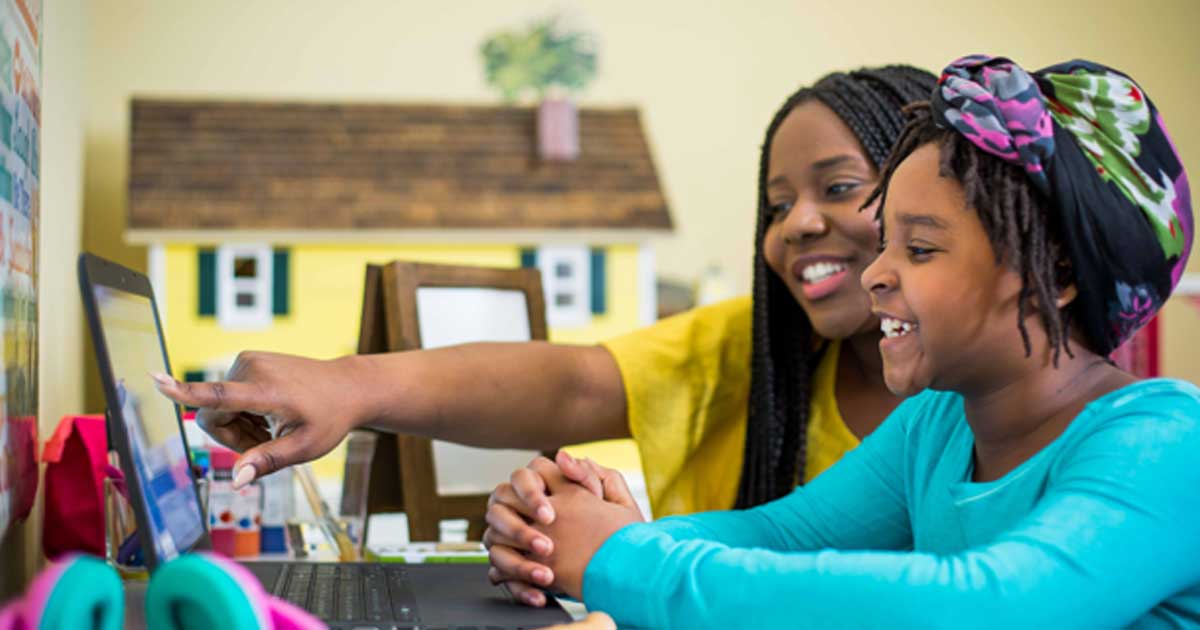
231, 478, 263, 557
259, 467, 294, 555
210, 448, 262, 557
207, 448, 238, 556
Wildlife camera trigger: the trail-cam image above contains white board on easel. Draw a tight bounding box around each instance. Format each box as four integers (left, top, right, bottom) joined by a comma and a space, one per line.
415, 286, 544, 496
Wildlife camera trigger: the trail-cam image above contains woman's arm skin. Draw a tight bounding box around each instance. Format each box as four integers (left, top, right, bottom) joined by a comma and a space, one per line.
154, 342, 629, 484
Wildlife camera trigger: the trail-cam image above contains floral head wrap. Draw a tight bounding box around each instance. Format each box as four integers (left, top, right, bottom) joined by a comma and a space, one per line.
932, 55, 1192, 354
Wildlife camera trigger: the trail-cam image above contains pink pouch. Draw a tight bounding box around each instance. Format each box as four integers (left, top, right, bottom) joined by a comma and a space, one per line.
41, 415, 111, 560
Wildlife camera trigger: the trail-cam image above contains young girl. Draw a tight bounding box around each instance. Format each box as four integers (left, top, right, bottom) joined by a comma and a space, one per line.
486, 55, 1199, 627
158, 68, 933, 554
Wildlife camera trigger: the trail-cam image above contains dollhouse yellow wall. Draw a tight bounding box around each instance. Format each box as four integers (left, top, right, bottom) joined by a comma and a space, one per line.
162, 242, 646, 366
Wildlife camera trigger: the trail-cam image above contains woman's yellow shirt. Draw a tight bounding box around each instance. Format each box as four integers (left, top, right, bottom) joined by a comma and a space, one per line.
603, 296, 860, 517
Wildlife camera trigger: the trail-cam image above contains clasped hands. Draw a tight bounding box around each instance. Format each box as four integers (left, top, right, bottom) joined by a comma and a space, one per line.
483, 451, 645, 607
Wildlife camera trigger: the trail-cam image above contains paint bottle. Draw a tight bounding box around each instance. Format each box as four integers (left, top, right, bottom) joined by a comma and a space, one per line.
259, 468, 293, 554
207, 448, 238, 556
230, 467, 262, 557
208, 448, 262, 557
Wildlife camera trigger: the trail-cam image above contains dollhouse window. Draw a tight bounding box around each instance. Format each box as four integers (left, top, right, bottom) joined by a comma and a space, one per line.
534, 245, 590, 327
198, 247, 290, 324
520, 246, 607, 327
216, 245, 273, 329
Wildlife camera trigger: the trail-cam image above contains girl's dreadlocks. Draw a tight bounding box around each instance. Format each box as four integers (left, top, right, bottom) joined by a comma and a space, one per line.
864, 102, 1075, 366
736, 65, 937, 508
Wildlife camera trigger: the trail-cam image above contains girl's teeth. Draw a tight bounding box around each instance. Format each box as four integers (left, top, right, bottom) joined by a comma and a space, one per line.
880, 317, 916, 338
802, 262, 848, 284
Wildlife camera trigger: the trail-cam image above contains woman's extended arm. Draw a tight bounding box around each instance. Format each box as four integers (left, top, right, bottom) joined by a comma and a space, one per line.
156, 342, 628, 483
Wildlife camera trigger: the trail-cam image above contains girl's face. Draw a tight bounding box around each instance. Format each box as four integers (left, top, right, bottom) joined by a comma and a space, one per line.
860, 143, 1030, 397
762, 101, 882, 341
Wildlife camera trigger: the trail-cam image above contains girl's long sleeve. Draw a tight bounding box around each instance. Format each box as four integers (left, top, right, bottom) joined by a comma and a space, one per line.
582, 382, 1200, 629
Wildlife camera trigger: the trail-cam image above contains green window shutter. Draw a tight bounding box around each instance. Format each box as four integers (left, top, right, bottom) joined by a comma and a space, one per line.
197, 249, 216, 316
519, 247, 537, 268
272, 248, 290, 316
590, 247, 606, 315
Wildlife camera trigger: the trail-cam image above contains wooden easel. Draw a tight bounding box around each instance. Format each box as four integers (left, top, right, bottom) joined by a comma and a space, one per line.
355, 261, 548, 541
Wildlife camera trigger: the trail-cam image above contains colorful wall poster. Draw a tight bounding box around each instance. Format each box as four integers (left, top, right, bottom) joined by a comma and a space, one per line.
0, 0, 38, 542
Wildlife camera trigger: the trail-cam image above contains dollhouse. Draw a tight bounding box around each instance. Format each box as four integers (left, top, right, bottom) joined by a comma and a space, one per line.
126, 99, 673, 381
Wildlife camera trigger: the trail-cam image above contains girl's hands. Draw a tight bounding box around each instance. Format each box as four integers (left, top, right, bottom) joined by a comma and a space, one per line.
484, 452, 643, 604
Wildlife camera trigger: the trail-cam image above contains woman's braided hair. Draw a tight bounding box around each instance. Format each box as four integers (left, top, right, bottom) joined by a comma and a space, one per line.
862, 103, 1075, 365
736, 65, 937, 508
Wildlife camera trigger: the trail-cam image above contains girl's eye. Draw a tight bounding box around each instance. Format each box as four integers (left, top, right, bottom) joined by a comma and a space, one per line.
826, 182, 859, 197
907, 245, 937, 260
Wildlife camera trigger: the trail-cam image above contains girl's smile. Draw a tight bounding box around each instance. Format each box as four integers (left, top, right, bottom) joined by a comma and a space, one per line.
877, 314, 917, 341
862, 143, 1027, 398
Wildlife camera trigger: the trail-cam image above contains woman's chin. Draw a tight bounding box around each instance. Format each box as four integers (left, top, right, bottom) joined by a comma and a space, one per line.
807, 310, 876, 342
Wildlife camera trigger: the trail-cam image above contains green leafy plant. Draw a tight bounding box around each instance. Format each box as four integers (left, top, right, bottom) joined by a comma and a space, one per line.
481, 16, 598, 102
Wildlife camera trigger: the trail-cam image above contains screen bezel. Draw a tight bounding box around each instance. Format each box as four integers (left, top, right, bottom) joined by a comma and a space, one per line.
77, 252, 211, 571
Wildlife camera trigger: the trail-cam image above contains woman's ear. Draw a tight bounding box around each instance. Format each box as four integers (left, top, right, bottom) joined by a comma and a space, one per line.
1056, 283, 1078, 309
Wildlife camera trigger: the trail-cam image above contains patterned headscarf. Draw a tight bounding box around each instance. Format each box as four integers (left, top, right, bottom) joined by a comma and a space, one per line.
931, 55, 1192, 355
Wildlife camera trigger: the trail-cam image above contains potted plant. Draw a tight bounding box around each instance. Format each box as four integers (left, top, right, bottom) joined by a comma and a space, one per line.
481, 16, 598, 160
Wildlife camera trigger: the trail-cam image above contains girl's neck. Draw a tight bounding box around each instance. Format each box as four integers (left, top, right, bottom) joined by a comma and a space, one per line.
962, 345, 1135, 482
835, 329, 903, 440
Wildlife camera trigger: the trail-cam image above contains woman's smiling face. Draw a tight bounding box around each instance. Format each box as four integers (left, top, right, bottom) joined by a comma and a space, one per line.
761, 100, 882, 341
860, 143, 1031, 397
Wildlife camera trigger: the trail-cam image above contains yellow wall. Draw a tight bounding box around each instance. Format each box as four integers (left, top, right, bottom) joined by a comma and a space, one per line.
1161, 297, 1200, 385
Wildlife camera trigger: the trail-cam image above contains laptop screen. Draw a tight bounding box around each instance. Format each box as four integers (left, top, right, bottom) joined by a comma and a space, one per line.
94, 284, 205, 562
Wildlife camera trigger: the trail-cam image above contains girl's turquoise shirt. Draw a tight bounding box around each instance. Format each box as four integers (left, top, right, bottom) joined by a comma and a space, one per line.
583, 378, 1200, 629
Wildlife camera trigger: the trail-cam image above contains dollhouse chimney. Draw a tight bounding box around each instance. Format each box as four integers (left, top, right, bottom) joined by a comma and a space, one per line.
537, 97, 579, 161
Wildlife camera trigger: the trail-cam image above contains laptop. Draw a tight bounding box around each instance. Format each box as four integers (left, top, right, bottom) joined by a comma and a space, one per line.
78, 252, 572, 629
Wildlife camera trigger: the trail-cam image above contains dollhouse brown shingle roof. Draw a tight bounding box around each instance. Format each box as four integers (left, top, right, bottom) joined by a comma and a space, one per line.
128, 99, 672, 233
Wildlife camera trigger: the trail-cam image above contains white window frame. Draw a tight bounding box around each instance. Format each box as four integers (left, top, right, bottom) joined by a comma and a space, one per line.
537, 245, 590, 328
216, 244, 273, 330
638, 243, 657, 325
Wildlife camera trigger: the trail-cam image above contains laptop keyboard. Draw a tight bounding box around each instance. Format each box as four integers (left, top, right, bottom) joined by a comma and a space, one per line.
272, 563, 557, 630
274, 564, 419, 625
